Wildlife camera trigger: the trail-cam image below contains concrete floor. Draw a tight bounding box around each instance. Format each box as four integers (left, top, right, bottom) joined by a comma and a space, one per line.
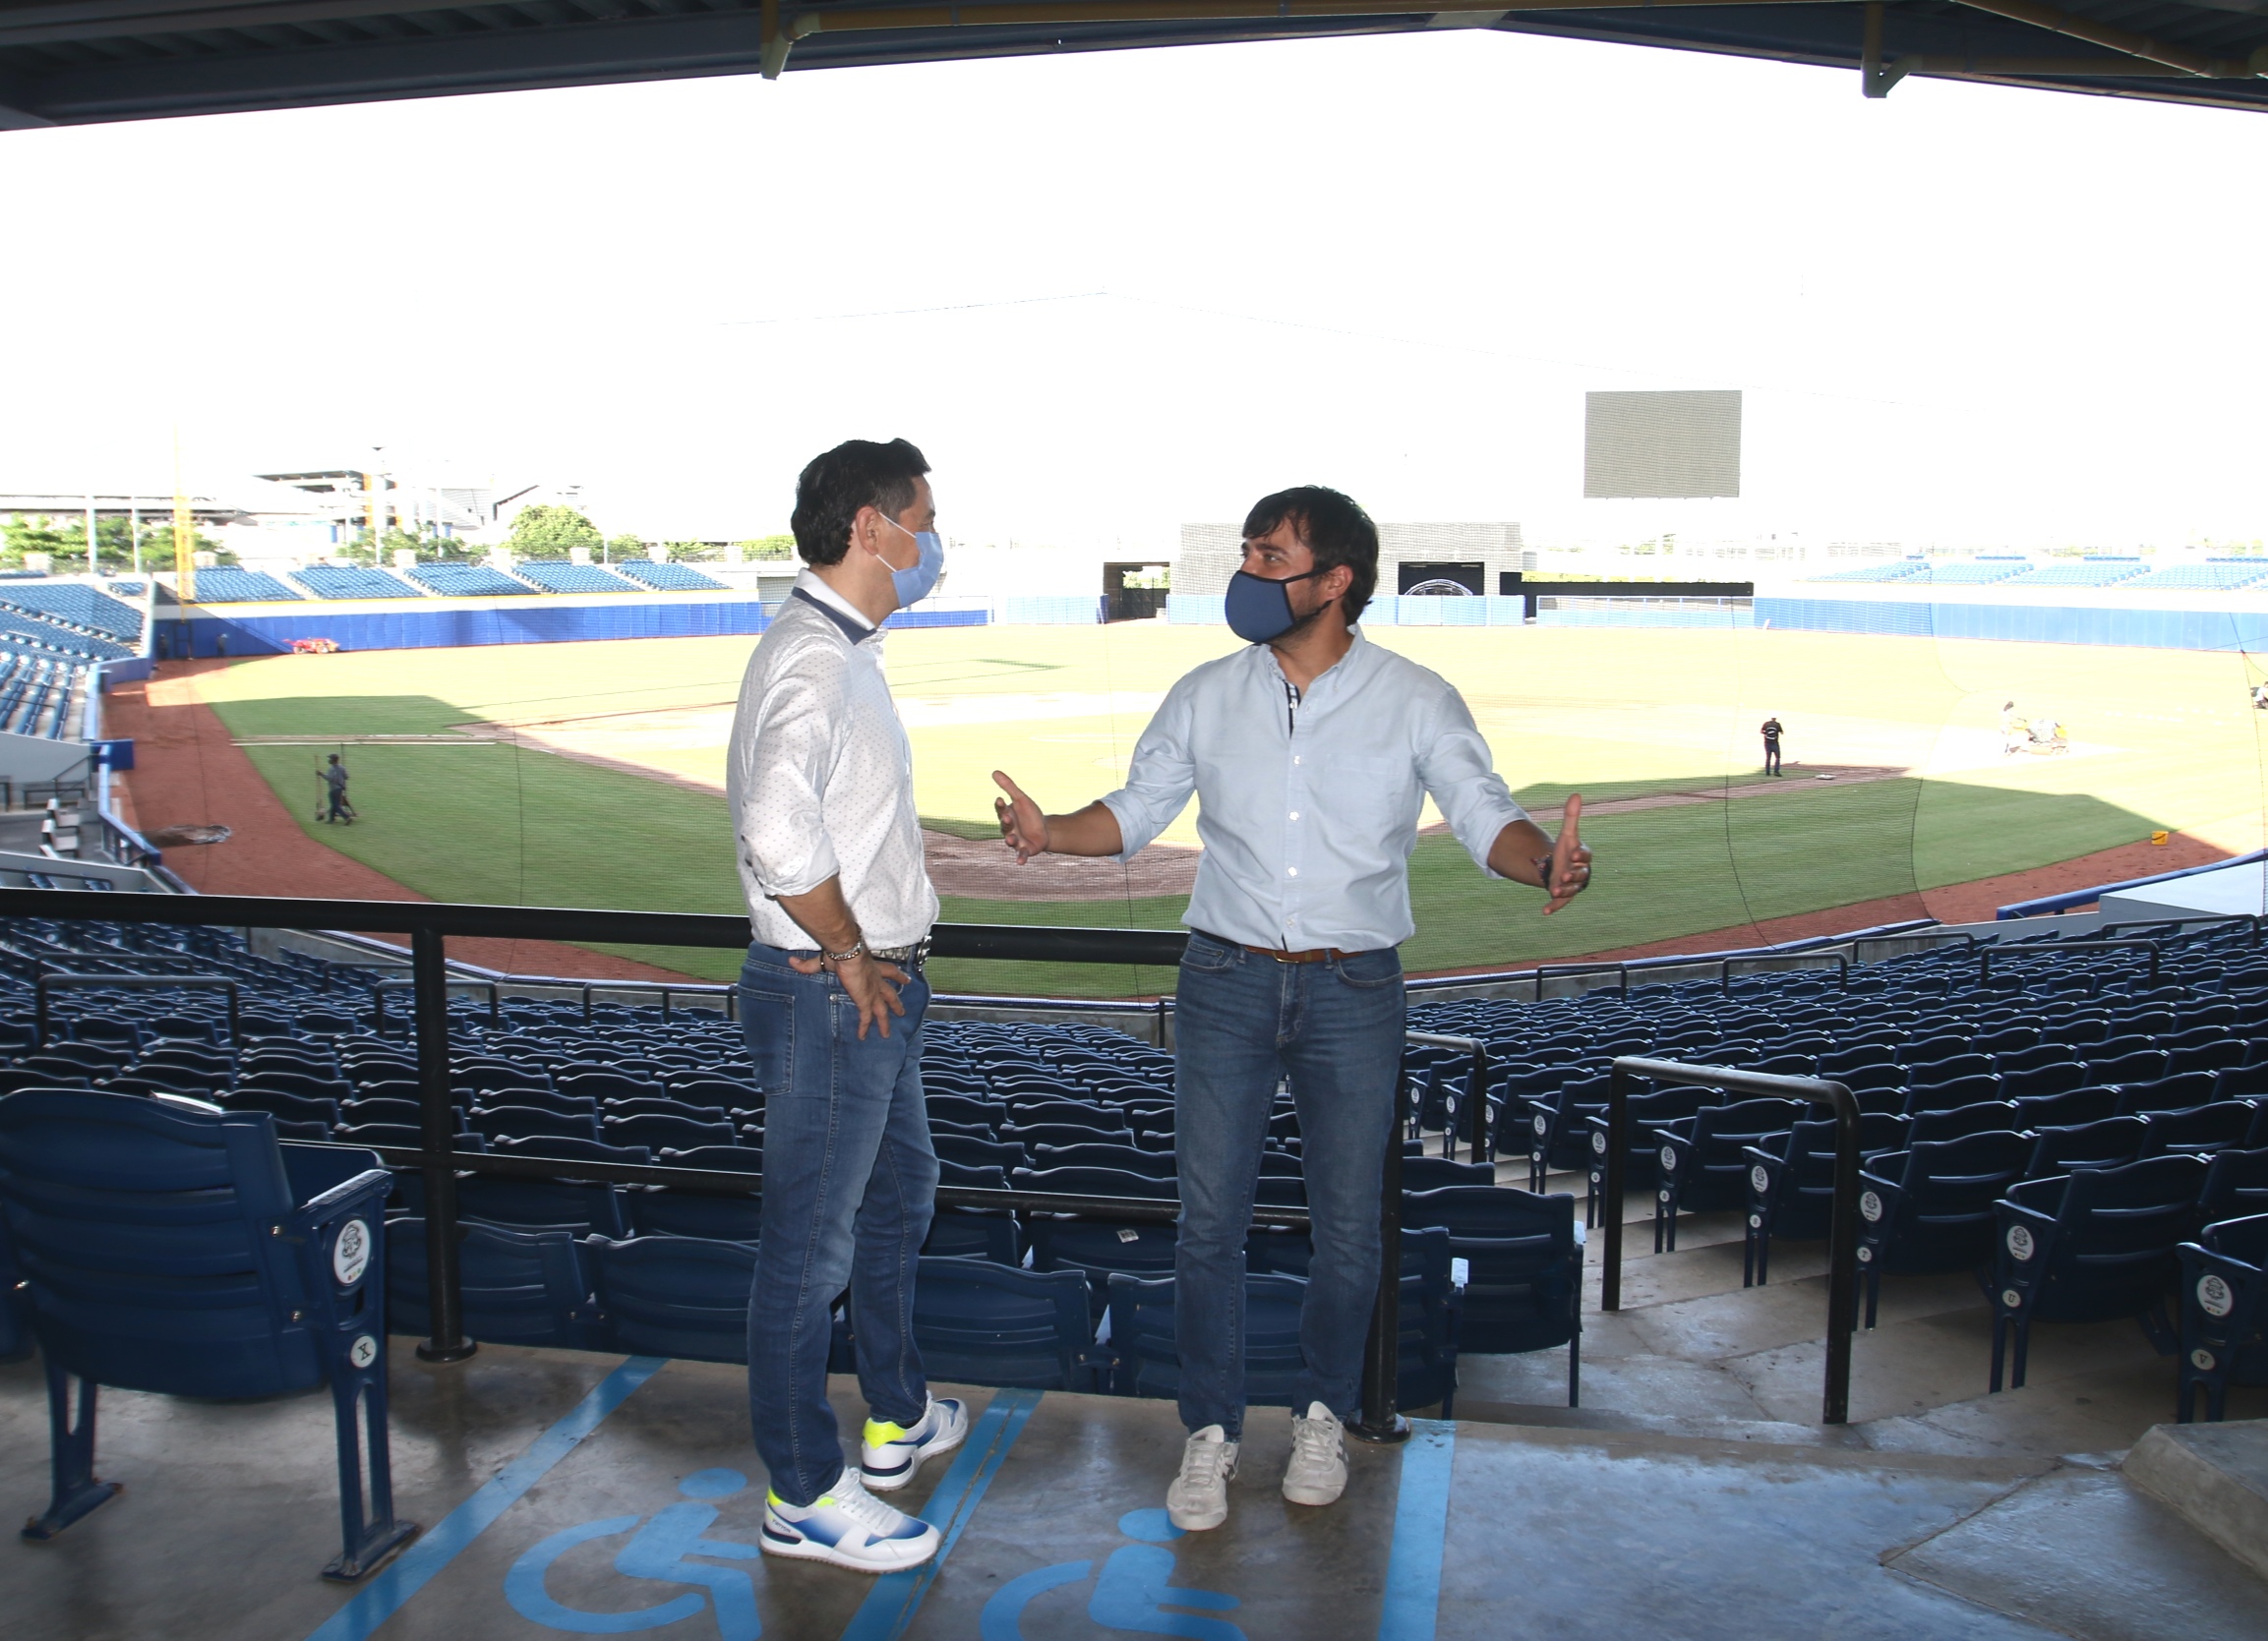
4, 1161, 2262, 1641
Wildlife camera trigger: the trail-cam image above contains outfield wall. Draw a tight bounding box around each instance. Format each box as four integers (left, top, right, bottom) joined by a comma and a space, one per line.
1755, 598, 2268, 651
163, 596, 987, 658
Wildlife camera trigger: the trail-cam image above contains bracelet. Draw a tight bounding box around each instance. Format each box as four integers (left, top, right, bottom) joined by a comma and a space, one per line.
1536, 855, 1554, 890
823, 939, 867, 964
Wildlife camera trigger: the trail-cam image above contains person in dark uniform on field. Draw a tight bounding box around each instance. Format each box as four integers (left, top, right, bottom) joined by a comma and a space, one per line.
1761, 717, 1784, 776
320, 753, 353, 824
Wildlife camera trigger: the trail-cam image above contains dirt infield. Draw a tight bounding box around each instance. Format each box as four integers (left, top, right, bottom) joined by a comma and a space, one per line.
104, 662, 700, 982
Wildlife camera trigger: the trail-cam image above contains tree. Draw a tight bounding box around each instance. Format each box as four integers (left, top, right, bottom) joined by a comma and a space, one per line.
1, 512, 232, 573
736, 534, 796, 560
507, 503, 603, 556
603, 533, 644, 564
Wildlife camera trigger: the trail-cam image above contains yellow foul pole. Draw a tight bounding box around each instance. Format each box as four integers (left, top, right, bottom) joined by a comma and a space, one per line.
171, 430, 196, 605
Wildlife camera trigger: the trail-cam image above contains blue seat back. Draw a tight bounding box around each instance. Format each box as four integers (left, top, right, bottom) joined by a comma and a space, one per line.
1907, 1100, 2022, 1145
456, 1174, 625, 1238
1861, 1129, 2034, 1275
910, 1257, 1096, 1390
2010, 1084, 2116, 1128
1011, 1165, 1172, 1200
2023, 1115, 2149, 1179
1106, 1271, 1305, 1402
924, 1208, 1023, 1264
1402, 1185, 1580, 1354
2141, 1101, 2258, 1157
1030, 1218, 1177, 1319
1999, 1154, 2208, 1324
2198, 1146, 2268, 1232
586, 1234, 757, 1363
1031, 1143, 1174, 1178
385, 1217, 598, 1348
603, 1113, 737, 1152
472, 1103, 599, 1143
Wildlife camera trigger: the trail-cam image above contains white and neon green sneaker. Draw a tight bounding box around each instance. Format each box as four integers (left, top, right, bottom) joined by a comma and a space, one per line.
759, 1470, 941, 1572
861, 1395, 969, 1493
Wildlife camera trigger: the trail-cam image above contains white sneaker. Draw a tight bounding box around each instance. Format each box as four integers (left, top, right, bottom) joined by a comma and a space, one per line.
1166, 1425, 1240, 1531
1282, 1402, 1348, 1507
861, 1395, 969, 1493
759, 1470, 941, 1572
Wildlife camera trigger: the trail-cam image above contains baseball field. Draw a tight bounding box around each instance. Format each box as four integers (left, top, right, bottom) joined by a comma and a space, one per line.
161, 619, 2267, 996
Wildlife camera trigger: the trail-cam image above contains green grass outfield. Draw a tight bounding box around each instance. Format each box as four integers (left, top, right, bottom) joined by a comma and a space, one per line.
196, 623, 2268, 995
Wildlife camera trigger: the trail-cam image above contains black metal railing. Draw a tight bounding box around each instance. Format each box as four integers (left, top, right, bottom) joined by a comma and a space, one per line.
1598, 1056, 1862, 1425
1978, 936, 2161, 991
1722, 952, 1848, 993
35, 969, 240, 1046
1404, 1030, 1490, 1163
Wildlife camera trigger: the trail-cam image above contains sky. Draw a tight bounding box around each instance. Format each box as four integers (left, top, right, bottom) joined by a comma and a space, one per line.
3, 30, 2264, 556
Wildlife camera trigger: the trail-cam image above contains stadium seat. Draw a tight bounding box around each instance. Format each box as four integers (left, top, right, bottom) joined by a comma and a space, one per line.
585, 1235, 758, 1363
604, 1113, 736, 1152
223, 1087, 342, 1128
2139, 1101, 2259, 1158
456, 1175, 625, 1238
559, 1071, 662, 1103
2022, 1115, 2149, 1179
925, 1208, 1023, 1264
385, 1218, 602, 1350
334, 1121, 483, 1152
1401, 1186, 1580, 1400
2112, 1071, 2220, 1117
1741, 1112, 1911, 1285
665, 1077, 760, 1111
1990, 1153, 2207, 1391
1903, 1076, 2002, 1117
1007, 1097, 1129, 1131
2195, 1147, 2268, 1231
2176, 1213, 2268, 1423
1030, 1142, 1175, 1178
1581, 1084, 1721, 1226
1400, 1157, 1496, 1192
624, 1183, 762, 1242
1000, 1122, 1125, 1151
1105, 1270, 1307, 1403
490, 1135, 652, 1168
935, 1134, 1026, 1170
909, 1257, 1102, 1390
1999, 1061, 2091, 1103
1857, 1130, 2036, 1327
2090, 1049, 2172, 1086
1907, 1100, 2024, 1145
1654, 1097, 1808, 1252
474, 1087, 597, 1119
472, 1104, 599, 1143
1526, 1073, 1616, 1191
1011, 1165, 1172, 1201
1030, 1218, 1177, 1320
240, 1069, 354, 1102
2169, 1039, 2248, 1078
939, 1160, 1009, 1189
2010, 1084, 2118, 1129
0, 1093, 414, 1579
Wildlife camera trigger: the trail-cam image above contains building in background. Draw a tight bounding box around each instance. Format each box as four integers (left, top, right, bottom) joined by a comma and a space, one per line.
1176, 521, 1528, 601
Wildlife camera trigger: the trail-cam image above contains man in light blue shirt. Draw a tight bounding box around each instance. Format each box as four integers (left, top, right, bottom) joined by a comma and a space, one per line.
992, 485, 1590, 1532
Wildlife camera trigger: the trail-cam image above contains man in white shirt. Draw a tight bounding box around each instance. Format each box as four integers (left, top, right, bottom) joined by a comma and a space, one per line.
726, 438, 967, 1573
993, 485, 1590, 1531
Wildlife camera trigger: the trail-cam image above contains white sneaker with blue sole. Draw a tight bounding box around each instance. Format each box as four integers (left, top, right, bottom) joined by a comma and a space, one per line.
759, 1470, 941, 1572
860, 1396, 970, 1493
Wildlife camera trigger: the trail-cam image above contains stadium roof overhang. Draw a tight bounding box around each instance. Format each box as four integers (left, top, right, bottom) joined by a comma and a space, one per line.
0, 0, 2262, 129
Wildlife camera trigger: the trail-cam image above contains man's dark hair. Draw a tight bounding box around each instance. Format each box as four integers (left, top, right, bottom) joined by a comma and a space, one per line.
790, 439, 930, 566
1242, 485, 1379, 623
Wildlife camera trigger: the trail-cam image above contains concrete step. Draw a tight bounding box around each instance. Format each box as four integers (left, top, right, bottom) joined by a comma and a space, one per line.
2124, 1418, 2268, 1582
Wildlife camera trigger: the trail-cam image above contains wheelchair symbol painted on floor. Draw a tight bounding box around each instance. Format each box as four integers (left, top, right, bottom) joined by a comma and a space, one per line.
982, 1508, 1245, 1641
506, 1468, 765, 1641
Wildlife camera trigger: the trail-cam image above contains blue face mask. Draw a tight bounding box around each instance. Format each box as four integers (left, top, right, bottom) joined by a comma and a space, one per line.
1224, 565, 1328, 644
874, 514, 946, 609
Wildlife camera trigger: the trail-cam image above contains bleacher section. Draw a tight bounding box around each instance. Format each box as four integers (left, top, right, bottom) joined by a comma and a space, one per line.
2126, 560, 2268, 593
2020, 557, 2151, 588
1922, 557, 2035, 584
0, 909, 2262, 1426
0, 608, 131, 662
1805, 560, 1928, 584
615, 560, 728, 591
182, 568, 303, 602
404, 563, 537, 597
289, 565, 424, 599
0, 657, 81, 736
512, 560, 640, 594
0, 584, 146, 642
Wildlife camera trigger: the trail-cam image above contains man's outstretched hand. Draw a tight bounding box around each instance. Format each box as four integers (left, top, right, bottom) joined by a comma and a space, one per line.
992, 770, 1048, 863
1543, 792, 1592, 915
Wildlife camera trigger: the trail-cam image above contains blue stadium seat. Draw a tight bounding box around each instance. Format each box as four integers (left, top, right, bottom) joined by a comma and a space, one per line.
1654, 1097, 1808, 1252
1857, 1130, 2035, 1327
2011, 1084, 2118, 1129
404, 563, 536, 597
586, 1235, 758, 1363
1007, 1096, 1129, 1131
241, 1068, 354, 1102
1908, 1100, 2024, 1145
184, 567, 303, 601
2176, 1213, 2268, 1422
1990, 1153, 2208, 1391
1398, 1185, 1580, 1398
1903, 1075, 2002, 1116
2196, 1147, 2268, 1231
604, 1113, 736, 1152
1105, 1271, 1306, 1403
472, 1104, 599, 1143
1029, 1142, 1174, 1178
456, 1174, 625, 1238
910, 1257, 1101, 1390
925, 1208, 1023, 1264
615, 560, 727, 591
385, 1218, 602, 1350
490, 1135, 652, 1168
938, 1160, 1009, 1189
2022, 1116, 2149, 1179
1400, 1157, 1496, 1192
1581, 1084, 1722, 1226
290, 565, 425, 599
334, 1121, 484, 1151
2000, 1061, 2091, 1103
223, 1087, 342, 1128
2140, 1101, 2258, 1158
936, 1133, 1026, 1170
512, 560, 639, 594
0, 1094, 414, 1579
1242, 1224, 1462, 1413
1030, 1218, 1177, 1320
1742, 1112, 1911, 1285
1011, 1165, 1172, 1201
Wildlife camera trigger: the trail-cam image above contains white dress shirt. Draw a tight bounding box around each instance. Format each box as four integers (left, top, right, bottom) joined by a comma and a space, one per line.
1100, 629, 1528, 952
727, 569, 938, 952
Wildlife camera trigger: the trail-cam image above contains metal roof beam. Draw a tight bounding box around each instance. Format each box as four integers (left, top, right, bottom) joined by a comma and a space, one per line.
1952, 0, 2264, 78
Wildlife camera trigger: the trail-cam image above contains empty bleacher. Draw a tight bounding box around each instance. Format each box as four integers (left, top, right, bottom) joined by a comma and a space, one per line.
184, 567, 304, 602
512, 560, 641, 594
2124, 558, 2268, 593
614, 559, 728, 591
290, 564, 425, 599
1805, 559, 1929, 584
1919, 557, 2034, 584
404, 562, 538, 597
2019, 557, 2152, 588
0, 583, 147, 642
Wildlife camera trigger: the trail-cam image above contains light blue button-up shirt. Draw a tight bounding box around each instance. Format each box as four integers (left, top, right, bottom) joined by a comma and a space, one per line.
1099, 629, 1529, 952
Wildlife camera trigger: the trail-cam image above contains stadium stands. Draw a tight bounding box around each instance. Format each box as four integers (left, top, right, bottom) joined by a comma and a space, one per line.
291, 565, 425, 599
404, 563, 537, 597
2019, 557, 2151, 588
0, 607, 130, 661
1804, 559, 1928, 584
615, 559, 728, 591
512, 560, 641, 594
1921, 557, 2035, 584
184, 568, 303, 602
0, 583, 147, 640
2124, 559, 2268, 593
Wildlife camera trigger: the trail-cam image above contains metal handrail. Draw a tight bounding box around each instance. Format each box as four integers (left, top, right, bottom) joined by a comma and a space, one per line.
1404, 1030, 1490, 1163
1599, 1056, 1861, 1425
1978, 936, 2162, 990
34, 969, 239, 1047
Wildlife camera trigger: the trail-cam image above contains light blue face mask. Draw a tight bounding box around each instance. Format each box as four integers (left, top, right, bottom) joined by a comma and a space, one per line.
874, 514, 946, 609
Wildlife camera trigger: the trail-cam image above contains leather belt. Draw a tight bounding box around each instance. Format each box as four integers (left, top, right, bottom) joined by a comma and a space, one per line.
869, 937, 930, 969
1241, 943, 1361, 965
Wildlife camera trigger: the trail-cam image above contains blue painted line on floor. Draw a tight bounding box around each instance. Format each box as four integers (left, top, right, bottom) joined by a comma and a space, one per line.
304, 1354, 669, 1641
1376, 1419, 1457, 1641
839, 1386, 1045, 1641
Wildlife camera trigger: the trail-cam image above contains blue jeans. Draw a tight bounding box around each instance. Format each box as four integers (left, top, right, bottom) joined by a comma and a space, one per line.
1171, 931, 1405, 1437
741, 942, 937, 1506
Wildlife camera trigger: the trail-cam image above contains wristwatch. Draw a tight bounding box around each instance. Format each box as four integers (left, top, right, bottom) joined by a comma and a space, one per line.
823, 939, 867, 964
